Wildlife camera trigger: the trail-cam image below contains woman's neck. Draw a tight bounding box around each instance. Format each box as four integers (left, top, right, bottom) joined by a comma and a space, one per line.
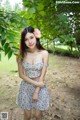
27, 47, 39, 54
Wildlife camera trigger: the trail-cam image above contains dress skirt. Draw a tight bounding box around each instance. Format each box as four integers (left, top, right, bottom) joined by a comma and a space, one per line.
16, 79, 50, 111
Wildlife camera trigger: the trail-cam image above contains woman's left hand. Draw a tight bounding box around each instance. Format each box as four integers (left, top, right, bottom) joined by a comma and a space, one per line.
32, 92, 38, 102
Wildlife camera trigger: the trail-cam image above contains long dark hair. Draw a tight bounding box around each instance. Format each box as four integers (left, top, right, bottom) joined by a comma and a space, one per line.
19, 26, 45, 60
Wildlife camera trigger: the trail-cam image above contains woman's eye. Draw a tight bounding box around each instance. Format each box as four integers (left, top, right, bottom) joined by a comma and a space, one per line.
25, 39, 27, 41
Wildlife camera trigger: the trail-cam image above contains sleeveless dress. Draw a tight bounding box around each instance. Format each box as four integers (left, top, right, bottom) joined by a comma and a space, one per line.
16, 60, 50, 111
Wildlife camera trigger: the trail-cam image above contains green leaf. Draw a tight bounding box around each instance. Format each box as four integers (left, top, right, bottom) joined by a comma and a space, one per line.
12, 46, 19, 50
0, 46, 3, 51
54, 37, 60, 42
14, 53, 23, 59
1, 39, 6, 46
7, 35, 14, 42
4, 43, 9, 50
0, 53, 1, 61
37, 3, 44, 11
39, 11, 45, 16
5, 47, 11, 55
55, 25, 60, 29
27, 7, 36, 14
8, 50, 13, 59
59, 14, 68, 21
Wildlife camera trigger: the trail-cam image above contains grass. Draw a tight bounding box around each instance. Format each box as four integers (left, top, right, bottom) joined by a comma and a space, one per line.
0, 52, 64, 77
0, 46, 79, 75
0, 44, 79, 74
0, 52, 17, 74
0, 52, 64, 72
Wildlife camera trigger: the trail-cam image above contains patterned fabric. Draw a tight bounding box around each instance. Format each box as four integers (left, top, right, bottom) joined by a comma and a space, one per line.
22, 61, 44, 78
16, 61, 50, 111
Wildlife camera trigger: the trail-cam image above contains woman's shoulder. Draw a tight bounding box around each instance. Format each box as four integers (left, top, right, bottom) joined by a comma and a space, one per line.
16, 50, 23, 63
40, 50, 49, 56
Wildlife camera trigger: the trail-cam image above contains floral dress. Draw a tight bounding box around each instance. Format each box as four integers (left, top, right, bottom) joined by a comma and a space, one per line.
16, 60, 50, 111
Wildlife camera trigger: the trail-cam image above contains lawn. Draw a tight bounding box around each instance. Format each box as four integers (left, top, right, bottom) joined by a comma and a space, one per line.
0, 52, 17, 74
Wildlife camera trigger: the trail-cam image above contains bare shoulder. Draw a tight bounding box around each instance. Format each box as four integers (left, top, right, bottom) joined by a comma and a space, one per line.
16, 50, 22, 63
41, 50, 49, 57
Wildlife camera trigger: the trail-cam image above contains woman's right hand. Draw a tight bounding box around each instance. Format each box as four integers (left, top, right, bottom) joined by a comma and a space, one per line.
35, 81, 45, 87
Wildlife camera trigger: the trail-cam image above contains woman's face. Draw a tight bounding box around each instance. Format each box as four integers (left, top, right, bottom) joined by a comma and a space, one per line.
25, 32, 37, 49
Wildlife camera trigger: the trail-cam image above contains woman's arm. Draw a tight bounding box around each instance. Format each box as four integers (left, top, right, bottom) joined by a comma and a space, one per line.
17, 60, 45, 87
34, 50, 49, 93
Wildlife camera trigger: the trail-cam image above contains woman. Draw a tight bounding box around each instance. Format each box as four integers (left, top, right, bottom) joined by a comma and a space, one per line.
16, 26, 50, 120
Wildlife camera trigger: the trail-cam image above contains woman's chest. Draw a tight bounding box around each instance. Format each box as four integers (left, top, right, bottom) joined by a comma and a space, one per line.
23, 53, 43, 65
22, 53, 44, 70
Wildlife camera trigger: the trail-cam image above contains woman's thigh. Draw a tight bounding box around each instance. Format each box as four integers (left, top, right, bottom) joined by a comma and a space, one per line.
24, 109, 31, 118
34, 109, 42, 118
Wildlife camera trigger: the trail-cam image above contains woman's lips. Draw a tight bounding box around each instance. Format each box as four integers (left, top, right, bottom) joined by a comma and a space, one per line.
29, 43, 34, 46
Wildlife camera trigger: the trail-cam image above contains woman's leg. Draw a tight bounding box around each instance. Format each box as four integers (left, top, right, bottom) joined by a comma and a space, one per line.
34, 109, 42, 120
23, 110, 31, 120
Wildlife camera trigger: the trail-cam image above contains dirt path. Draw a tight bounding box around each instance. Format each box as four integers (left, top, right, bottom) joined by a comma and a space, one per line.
0, 54, 80, 120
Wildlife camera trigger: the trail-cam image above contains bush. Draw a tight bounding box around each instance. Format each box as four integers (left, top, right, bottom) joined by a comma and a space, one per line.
48, 47, 80, 58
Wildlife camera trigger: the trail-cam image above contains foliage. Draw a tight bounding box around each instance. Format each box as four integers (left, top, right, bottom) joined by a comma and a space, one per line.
22, 0, 80, 54
0, 7, 27, 60
0, 0, 80, 59
57, 1, 80, 53
48, 45, 80, 58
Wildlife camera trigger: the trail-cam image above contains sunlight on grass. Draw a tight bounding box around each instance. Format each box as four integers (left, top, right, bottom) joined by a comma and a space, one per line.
0, 52, 17, 73
0, 52, 66, 74
56, 45, 76, 51
56, 45, 68, 50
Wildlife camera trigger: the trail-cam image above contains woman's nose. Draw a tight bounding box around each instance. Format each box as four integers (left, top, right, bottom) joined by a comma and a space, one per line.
29, 39, 32, 43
